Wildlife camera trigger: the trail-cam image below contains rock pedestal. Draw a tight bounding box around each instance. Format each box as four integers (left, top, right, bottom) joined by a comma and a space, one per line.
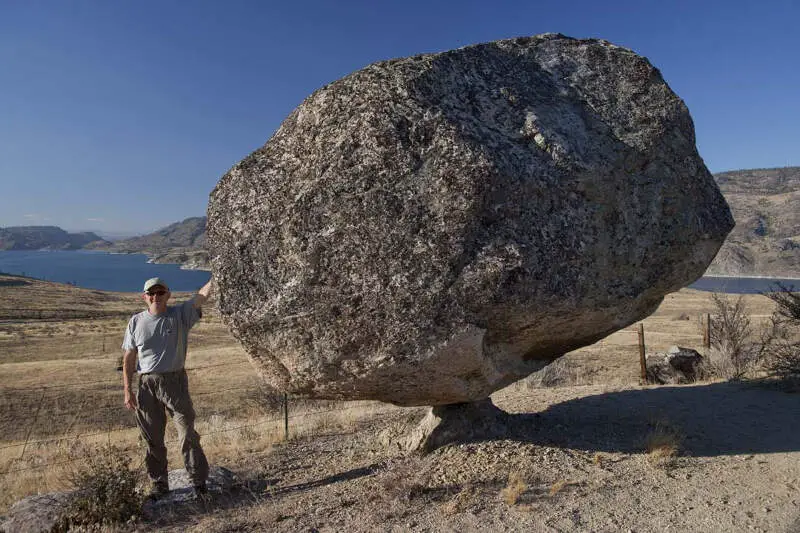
400, 398, 510, 453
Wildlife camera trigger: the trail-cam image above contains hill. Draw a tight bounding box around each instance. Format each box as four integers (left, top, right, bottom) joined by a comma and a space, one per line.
120, 167, 798, 278
0, 226, 108, 250
94, 216, 209, 269
706, 167, 800, 277
8, 166, 794, 276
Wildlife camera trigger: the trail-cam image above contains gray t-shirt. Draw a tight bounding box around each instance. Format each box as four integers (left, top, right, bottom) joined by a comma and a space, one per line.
122, 299, 202, 374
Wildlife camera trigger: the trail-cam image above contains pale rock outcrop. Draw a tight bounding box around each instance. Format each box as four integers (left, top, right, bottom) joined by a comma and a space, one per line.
646, 346, 705, 384
207, 34, 733, 407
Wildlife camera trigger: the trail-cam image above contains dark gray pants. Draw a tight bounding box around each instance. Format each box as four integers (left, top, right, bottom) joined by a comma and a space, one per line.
135, 370, 209, 489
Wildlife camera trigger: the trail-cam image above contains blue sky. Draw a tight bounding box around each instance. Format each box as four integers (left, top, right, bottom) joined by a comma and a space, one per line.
1, 0, 797, 235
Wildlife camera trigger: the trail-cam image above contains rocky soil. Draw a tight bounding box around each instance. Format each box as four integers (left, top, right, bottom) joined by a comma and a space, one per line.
147, 380, 800, 532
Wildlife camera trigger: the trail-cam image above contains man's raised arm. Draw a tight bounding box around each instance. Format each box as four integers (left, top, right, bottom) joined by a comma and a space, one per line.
193, 278, 214, 309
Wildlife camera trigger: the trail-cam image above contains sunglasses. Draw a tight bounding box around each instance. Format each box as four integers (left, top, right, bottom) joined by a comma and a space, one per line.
146, 290, 167, 296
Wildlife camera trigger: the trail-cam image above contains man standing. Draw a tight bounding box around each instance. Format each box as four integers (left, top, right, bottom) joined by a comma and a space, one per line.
122, 276, 213, 500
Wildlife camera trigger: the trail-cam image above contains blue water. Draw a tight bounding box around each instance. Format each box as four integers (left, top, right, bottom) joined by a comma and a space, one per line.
0, 250, 797, 295
0, 250, 211, 292
688, 276, 799, 294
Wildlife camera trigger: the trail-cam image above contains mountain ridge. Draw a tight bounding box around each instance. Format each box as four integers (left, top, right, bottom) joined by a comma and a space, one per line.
89, 216, 209, 270
0, 226, 108, 251
706, 166, 799, 277
3, 167, 798, 276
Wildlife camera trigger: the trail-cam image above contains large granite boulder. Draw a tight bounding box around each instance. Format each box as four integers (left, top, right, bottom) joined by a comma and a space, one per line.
207, 34, 733, 407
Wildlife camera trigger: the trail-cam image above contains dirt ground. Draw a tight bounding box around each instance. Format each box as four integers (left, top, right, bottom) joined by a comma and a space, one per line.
2, 274, 799, 531
142, 380, 800, 533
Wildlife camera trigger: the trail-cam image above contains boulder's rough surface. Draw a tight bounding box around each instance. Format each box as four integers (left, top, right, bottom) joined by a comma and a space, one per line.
208, 34, 733, 406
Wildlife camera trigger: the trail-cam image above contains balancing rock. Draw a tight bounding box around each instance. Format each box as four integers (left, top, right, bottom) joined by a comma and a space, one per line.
207, 34, 733, 406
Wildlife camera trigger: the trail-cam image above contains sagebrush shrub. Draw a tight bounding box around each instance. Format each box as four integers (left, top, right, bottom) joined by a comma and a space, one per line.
705, 293, 764, 379
645, 421, 682, 468
53, 445, 144, 531
765, 284, 800, 379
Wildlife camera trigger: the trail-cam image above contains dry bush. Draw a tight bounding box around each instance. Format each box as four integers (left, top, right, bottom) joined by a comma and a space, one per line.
442, 485, 479, 515
53, 444, 144, 531
644, 421, 682, 467
704, 293, 765, 379
500, 471, 527, 505
377, 460, 427, 504
763, 284, 800, 380
548, 479, 567, 496
370, 459, 428, 520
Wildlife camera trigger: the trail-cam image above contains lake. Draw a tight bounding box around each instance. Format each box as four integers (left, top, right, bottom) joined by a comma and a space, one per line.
0, 250, 797, 294
688, 276, 799, 294
0, 250, 211, 293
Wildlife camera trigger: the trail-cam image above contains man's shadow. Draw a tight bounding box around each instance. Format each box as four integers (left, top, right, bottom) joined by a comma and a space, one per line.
502, 381, 800, 457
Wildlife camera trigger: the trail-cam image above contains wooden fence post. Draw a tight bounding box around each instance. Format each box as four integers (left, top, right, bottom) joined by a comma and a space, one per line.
283, 393, 289, 441
20, 390, 46, 459
638, 323, 647, 384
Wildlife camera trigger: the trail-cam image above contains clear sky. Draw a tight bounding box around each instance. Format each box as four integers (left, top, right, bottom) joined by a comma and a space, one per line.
1, 0, 797, 235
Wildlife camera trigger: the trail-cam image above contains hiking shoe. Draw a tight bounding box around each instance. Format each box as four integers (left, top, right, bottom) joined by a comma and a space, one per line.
192, 483, 210, 501
147, 484, 169, 501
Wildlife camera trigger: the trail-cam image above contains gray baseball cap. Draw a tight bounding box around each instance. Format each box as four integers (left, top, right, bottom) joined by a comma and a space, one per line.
143, 277, 169, 292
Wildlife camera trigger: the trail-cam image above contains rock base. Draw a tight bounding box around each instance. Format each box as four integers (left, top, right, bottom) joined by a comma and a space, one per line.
400, 398, 510, 453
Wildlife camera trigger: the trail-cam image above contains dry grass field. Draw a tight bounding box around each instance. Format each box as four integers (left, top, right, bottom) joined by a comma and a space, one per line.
2, 273, 799, 532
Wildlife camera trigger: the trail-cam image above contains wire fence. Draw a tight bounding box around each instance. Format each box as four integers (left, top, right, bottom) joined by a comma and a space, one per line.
0, 355, 397, 478
1, 320, 712, 479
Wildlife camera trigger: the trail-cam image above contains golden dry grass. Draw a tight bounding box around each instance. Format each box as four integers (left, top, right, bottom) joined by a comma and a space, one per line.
644, 420, 683, 467
0, 274, 780, 513
502, 288, 778, 389
548, 479, 568, 496
500, 471, 527, 505
0, 275, 408, 512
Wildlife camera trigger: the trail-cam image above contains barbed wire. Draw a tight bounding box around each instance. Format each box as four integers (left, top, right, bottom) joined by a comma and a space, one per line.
0, 394, 388, 454
0, 320, 710, 478
1, 360, 252, 393
0, 401, 399, 476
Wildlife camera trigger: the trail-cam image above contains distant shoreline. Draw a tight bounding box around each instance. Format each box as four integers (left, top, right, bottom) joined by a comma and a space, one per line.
700, 274, 800, 281
2, 249, 798, 280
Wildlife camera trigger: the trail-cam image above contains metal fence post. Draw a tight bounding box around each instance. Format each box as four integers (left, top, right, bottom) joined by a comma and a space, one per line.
283, 393, 289, 441
638, 323, 647, 384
